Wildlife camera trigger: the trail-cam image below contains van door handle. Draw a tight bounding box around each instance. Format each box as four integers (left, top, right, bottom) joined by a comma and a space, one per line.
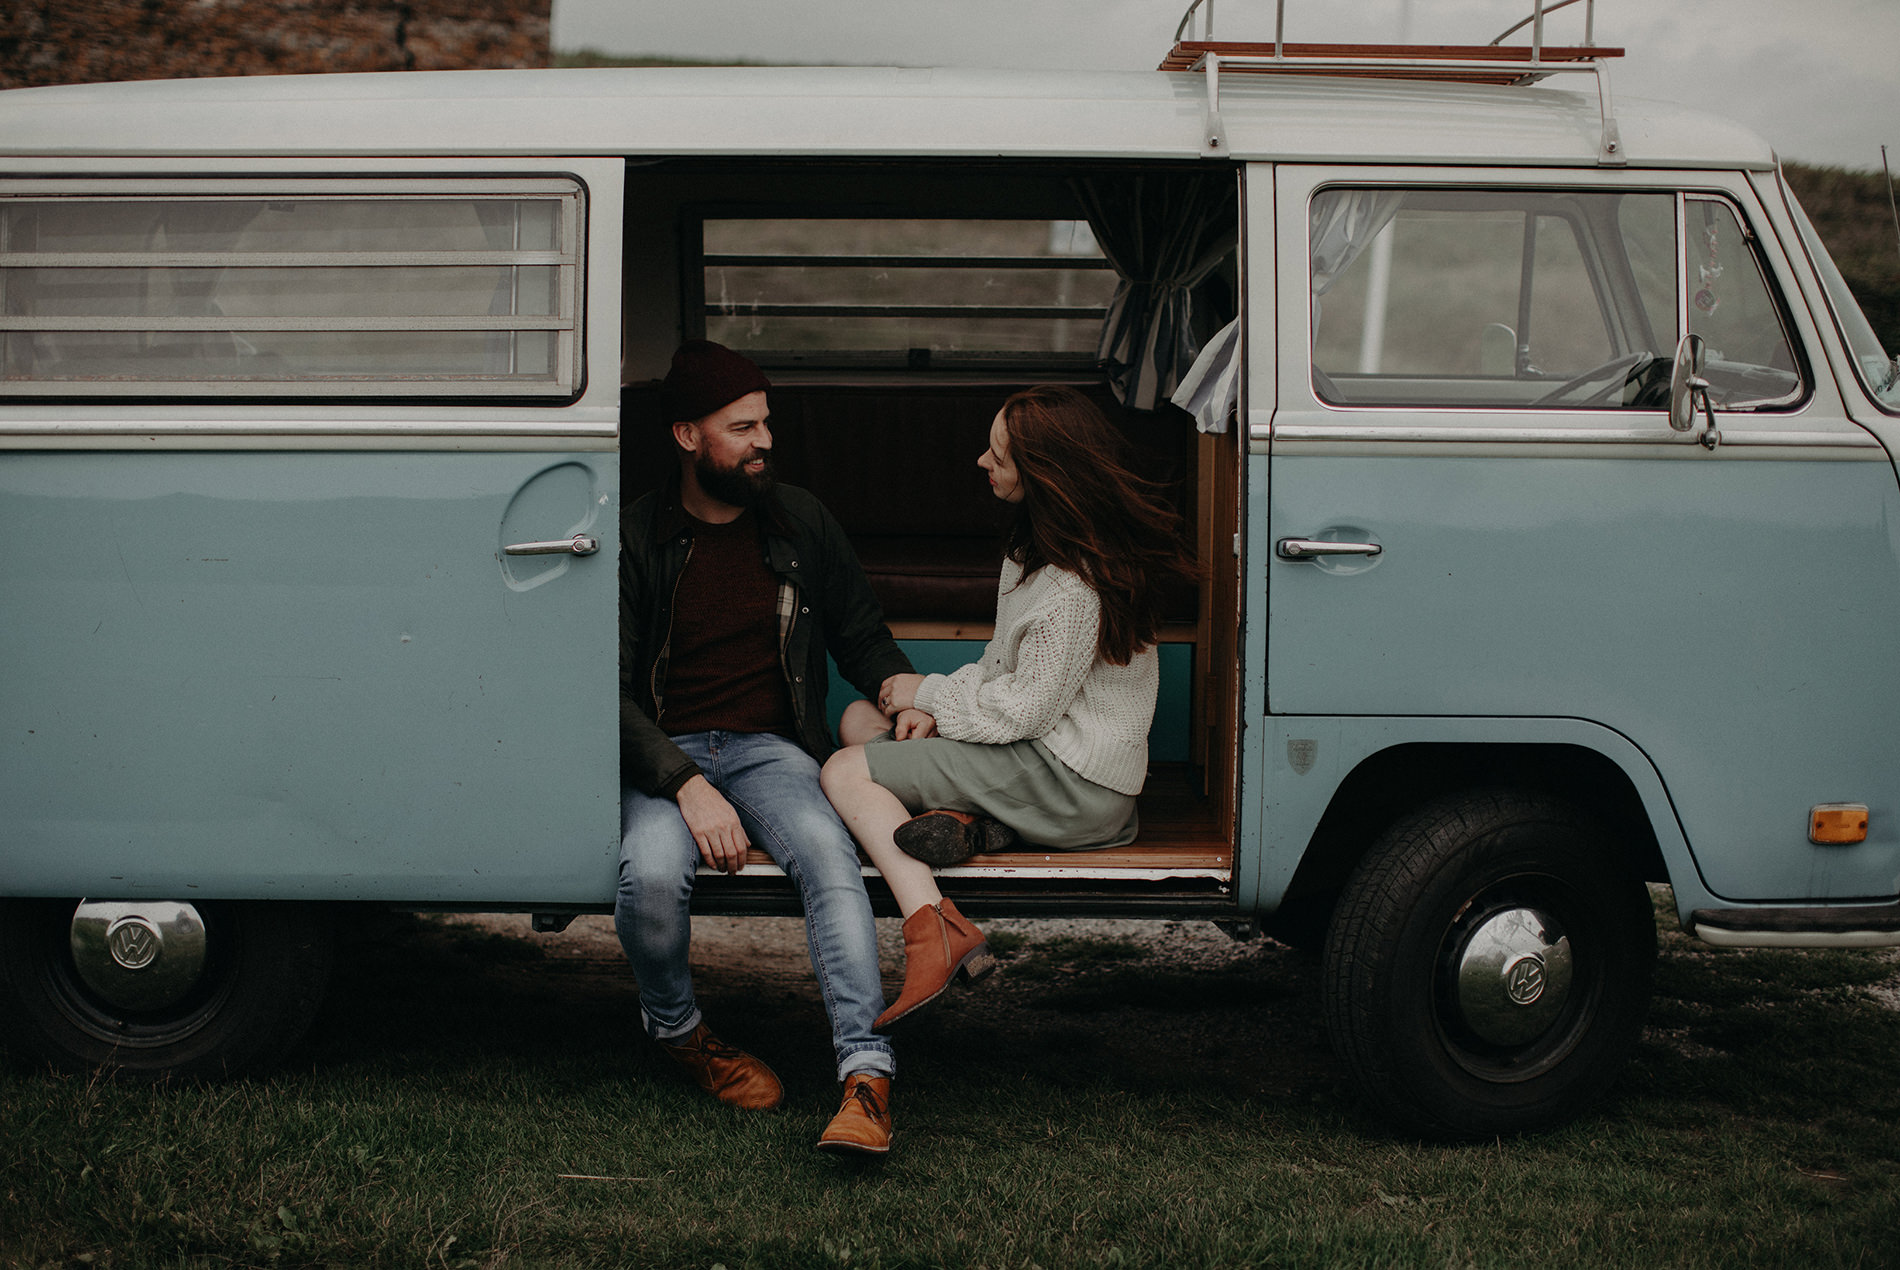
1277, 538, 1381, 560
504, 535, 599, 556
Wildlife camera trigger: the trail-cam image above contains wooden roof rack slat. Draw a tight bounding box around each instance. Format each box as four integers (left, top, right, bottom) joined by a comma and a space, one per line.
1157, 41, 1623, 84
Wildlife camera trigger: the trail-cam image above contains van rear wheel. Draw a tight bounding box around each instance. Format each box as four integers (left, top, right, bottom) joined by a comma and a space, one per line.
1322, 790, 1655, 1139
0, 899, 334, 1080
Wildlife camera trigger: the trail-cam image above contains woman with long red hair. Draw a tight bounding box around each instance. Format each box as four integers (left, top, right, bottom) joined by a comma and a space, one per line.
822, 384, 1198, 1028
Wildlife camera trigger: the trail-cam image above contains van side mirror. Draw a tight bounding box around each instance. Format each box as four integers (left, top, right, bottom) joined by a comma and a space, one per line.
1669, 333, 1719, 448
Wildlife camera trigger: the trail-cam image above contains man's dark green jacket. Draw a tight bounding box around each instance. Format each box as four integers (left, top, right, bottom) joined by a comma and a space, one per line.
619, 482, 914, 799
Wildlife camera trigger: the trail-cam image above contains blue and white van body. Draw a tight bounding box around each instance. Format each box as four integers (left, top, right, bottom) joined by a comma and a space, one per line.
3, 53, 1895, 1135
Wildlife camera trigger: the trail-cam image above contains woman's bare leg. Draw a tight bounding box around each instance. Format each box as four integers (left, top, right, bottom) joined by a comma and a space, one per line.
820, 743, 944, 917
837, 698, 889, 748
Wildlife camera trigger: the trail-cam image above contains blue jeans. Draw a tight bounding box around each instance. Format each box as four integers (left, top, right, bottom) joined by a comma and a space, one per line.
616, 730, 894, 1081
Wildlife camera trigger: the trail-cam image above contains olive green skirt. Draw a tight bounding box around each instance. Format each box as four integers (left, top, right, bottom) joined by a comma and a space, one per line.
862, 733, 1138, 851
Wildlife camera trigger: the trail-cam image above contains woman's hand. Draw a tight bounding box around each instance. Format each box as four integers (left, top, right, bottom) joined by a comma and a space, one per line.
892, 708, 937, 741
879, 672, 926, 715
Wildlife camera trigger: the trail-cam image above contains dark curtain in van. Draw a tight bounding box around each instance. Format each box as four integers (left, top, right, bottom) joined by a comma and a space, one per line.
1072, 171, 1237, 411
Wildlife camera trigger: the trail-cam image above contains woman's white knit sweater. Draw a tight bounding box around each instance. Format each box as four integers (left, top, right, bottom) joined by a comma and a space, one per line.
913, 558, 1157, 795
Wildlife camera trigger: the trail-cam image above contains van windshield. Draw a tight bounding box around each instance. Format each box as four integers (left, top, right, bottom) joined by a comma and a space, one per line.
1784, 180, 1900, 411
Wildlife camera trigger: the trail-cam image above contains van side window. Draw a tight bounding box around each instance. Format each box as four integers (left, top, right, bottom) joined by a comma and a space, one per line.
1308, 188, 1801, 412
0, 178, 584, 400
696, 218, 1114, 371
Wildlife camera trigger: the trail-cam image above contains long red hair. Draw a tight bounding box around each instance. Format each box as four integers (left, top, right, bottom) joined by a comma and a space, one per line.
998, 385, 1199, 666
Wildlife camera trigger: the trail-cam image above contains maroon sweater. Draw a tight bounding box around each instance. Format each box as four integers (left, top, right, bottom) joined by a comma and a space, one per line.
660, 509, 795, 738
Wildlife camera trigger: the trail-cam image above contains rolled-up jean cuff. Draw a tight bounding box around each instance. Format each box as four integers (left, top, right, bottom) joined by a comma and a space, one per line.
838, 1043, 896, 1081
641, 1004, 702, 1044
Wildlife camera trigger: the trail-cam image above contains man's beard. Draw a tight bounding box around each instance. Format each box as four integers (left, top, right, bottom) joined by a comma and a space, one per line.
696, 449, 775, 508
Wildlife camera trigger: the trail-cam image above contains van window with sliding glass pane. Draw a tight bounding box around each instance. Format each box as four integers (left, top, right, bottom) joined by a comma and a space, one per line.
0, 179, 583, 398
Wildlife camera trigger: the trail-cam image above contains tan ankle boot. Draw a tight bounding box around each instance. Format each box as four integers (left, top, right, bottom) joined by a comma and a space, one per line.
815, 1073, 892, 1156
874, 899, 995, 1030
659, 1022, 784, 1110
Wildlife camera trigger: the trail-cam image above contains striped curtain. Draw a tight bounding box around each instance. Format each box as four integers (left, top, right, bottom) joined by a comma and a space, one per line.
1310, 189, 1406, 296
1072, 171, 1238, 411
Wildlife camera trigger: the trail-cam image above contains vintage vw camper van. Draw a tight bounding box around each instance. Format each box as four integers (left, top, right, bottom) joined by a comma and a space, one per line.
4, 19, 1897, 1139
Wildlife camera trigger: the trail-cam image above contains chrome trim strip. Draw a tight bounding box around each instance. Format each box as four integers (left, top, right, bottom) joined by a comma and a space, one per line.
0, 250, 572, 268
0, 431, 618, 452
1268, 422, 1881, 448
0, 177, 584, 196
1, 314, 569, 332
1689, 900, 1900, 946
1190, 53, 1610, 84
0, 416, 615, 435
0, 376, 577, 399
1694, 925, 1900, 950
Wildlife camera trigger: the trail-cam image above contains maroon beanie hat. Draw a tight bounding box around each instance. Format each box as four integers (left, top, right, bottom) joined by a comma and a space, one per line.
659, 339, 772, 424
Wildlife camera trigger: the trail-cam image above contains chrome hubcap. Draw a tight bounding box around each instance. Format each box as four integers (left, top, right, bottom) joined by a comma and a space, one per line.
1453, 906, 1573, 1046
69, 901, 209, 1011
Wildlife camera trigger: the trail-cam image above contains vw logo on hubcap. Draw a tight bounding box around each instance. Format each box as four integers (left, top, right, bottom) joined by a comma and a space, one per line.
105, 916, 162, 970
71, 901, 209, 1012
1504, 952, 1546, 1005
1453, 907, 1573, 1046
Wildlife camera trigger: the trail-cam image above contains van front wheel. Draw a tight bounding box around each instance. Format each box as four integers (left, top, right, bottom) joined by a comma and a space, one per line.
1322, 791, 1655, 1139
0, 899, 334, 1080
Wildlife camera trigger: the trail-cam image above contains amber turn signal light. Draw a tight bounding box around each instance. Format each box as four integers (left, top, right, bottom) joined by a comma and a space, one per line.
1809, 803, 1869, 845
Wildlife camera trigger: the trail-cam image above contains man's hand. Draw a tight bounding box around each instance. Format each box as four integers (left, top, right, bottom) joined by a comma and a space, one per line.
675, 774, 749, 874
892, 708, 937, 741
879, 672, 927, 715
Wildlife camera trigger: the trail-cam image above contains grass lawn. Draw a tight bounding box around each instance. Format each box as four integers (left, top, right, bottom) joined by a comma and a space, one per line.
3, 893, 1896, 1269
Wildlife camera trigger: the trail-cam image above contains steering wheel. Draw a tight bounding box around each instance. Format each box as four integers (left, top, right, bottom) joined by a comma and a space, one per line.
1531, 352, 1652, 407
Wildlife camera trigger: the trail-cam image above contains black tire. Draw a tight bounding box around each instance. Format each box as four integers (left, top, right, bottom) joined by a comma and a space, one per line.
1322, 790, 1655, 1139
0, 899, 335, 1080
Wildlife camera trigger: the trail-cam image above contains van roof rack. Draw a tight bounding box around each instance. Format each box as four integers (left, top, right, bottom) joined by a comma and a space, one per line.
1164, 0, 1625, 165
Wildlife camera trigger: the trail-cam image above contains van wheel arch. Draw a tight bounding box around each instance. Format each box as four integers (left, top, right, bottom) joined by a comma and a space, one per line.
1270, 741, 1664, 940
0, 898, 335, 1080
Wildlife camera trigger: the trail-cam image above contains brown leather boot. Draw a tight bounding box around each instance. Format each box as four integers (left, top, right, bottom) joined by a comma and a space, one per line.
815, 1073, 893, 1156
874, 899, 996, 1030
658, 1022, 784, 1110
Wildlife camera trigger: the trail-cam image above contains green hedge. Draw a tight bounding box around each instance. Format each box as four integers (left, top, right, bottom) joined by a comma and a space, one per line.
1784, 162, 1900, 354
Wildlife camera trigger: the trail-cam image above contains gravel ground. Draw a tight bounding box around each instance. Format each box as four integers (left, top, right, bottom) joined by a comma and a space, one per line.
443, 911, 1338, 1100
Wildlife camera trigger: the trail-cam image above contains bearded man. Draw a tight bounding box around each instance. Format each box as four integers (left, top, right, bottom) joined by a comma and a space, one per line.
617, 340, 911, 1155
